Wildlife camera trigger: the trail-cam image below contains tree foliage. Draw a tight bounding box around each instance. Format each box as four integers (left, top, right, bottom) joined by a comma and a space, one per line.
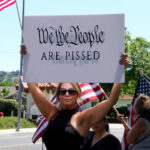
0, 81, 15, 86
123, 30, 150, 95
0, 87, 10, 98
101, 30, 150, 95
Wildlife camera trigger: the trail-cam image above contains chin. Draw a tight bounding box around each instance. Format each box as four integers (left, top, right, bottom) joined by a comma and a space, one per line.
63, 103, 75, 109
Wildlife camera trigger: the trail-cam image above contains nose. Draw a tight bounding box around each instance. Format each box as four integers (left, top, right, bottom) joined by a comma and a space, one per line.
65, 91, 69, 96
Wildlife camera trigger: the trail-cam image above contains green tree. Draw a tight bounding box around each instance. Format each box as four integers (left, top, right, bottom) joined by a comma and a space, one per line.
0, 81, 14, 86
123, 30, 150, 95
0, 87, 10, 98
101, 30, 150, 95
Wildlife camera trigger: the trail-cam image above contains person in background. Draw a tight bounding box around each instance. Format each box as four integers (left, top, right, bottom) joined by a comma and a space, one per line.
20, 44, 130, 150
80, 116, 121, 150
117, 94, 150, 150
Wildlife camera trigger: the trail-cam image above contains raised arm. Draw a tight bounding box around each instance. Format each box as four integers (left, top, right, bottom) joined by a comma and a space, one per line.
72, 83, 122, 137
71, 53, 130, 137
27, 83, 58, 122
20, 45, 58, 121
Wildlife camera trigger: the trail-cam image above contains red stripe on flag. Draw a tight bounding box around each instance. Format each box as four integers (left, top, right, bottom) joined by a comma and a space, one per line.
79, 83, 89, 87
32, 117, 47, 143
81, 96, 98, 104
97, 92, 106, 98
36, 117, 47, 132
0, 0, 15, 11
33, 128, 46, 144
50, 94, 56, 103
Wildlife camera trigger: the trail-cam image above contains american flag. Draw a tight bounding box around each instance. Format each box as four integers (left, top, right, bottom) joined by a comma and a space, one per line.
0, 0, 15, 11
32, 83, 106, 143
121, 75, 150, 150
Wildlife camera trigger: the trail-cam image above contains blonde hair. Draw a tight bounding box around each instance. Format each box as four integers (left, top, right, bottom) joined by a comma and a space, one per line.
134, 94, 150, 120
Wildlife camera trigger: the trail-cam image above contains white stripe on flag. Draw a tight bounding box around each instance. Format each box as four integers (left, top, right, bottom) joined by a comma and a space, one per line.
37, 117, 46, 128
0, 0, 15, 10
80, 83, 98, 91
81, 90, 103, 101
32, 121, 48, 142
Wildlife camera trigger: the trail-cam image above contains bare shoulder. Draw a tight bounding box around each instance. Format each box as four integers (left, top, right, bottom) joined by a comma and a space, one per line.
70, 111, 90, 137
136, 118, 146, 125
127, 118, 147, 144
71, 108, 92, 123
134, 118, 146, 131
71, 112, 82, 123
70, 112, 81, 131
47, 106, 58, 122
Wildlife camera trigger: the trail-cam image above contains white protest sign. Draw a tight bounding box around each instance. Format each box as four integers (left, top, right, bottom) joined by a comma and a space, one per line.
23, 14, 124, 83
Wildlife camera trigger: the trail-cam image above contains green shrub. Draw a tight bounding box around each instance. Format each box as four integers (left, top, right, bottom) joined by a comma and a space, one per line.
0, 99, 24, 116
107, 106, 129, 120
117, 106, 129, 117
0, 117, 35, 129
0, 81, 14, 86
0, 99, 18, 116
0, 87, 10, 98
107, 109, 116, 120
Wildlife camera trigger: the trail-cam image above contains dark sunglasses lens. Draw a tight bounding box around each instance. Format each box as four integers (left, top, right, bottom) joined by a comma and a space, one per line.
68, 89, 77, 95
59, 90, 67, 96
59, 88, 77, 96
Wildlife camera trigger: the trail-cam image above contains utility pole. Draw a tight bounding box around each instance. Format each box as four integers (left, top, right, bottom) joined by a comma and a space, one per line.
16, 0, 25, 131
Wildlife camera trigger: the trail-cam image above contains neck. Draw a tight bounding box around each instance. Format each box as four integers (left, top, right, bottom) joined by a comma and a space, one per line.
94, 130, 108, 139
62, 105, 77, 110
91, 130, 108, 147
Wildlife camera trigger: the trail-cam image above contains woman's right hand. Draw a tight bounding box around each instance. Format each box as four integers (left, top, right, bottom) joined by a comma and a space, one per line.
20, 44, 27, 56
117, 113, 125, 122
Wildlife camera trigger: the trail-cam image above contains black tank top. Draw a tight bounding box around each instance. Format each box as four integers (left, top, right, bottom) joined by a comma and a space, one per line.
42, 108, 84, 150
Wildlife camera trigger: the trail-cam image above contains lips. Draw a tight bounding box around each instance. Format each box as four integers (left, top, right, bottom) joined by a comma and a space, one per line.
64, 99, 72, 102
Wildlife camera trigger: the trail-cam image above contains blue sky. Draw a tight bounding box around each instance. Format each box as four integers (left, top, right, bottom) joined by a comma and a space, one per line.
0, 0, 150, 72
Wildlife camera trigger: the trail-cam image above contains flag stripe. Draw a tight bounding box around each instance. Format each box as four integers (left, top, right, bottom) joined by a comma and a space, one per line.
36, 117, 47, 131
32, 120, 48, 143
81, 86, 104, 95
81, 88, 105, 97
0, 0, 15, 11
81, 90, 105, 102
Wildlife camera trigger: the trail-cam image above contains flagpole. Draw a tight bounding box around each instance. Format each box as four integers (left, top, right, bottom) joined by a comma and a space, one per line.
15, 0, 24, 39
139, 70, 150, 81
16, 0, 25, 131
105, 94, 127, 125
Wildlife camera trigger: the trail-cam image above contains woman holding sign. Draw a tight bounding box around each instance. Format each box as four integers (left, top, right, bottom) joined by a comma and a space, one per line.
21, 45, 129, 150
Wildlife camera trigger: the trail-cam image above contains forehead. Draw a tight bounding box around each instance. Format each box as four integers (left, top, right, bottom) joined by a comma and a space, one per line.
60, 83, 74, 89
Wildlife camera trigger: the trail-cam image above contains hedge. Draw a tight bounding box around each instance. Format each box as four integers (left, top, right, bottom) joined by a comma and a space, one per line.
0, 99, 24, 116
107, 106, 129, 120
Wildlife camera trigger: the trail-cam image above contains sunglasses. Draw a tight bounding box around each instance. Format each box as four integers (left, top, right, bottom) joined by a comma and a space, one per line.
59, 88, 77, 96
